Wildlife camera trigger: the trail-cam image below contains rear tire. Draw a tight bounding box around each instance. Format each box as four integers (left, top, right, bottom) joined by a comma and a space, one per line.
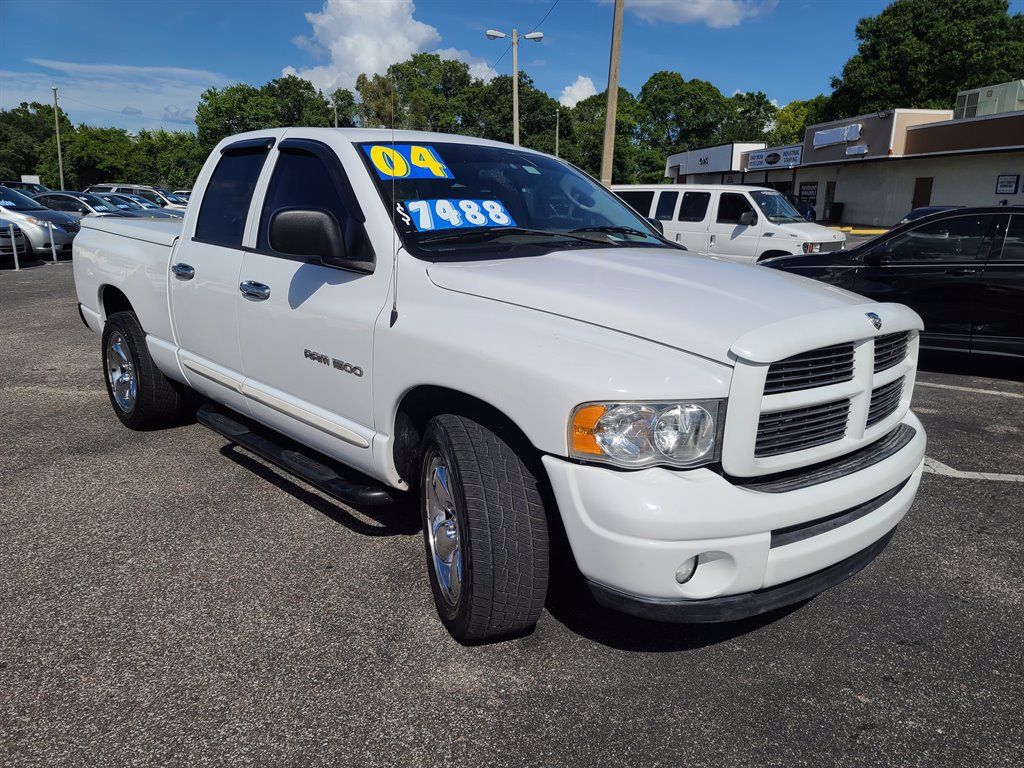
420, 414, 549, 644
101, 311, 189, 429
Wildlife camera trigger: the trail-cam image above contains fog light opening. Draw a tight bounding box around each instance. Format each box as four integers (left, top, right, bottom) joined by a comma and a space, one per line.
675, 556, 698, 584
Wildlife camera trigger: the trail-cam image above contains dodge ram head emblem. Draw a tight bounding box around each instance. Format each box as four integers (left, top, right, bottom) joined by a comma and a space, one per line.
866, 312, 882, 331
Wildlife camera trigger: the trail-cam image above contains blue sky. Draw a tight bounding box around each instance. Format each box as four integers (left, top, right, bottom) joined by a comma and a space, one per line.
2, 0, 1021, 132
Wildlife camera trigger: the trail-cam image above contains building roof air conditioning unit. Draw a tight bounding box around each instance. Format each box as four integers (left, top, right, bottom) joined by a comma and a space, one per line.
954, 80, 1024, 119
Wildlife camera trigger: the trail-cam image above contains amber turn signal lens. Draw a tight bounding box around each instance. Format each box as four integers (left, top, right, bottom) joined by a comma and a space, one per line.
572, 404, 607, 455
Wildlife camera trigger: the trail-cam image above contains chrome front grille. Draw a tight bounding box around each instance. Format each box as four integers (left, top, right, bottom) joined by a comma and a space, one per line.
755, 398, 850, 457
764, 343, 854, 394
874, 332, 910, 372
820, 241, 845, 253
867, 378, 904, 426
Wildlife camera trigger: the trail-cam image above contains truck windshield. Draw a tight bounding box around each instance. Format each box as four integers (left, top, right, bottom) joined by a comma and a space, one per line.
356, 141, 667, 256
0, 186, 47, 211
750, 190, 805, 224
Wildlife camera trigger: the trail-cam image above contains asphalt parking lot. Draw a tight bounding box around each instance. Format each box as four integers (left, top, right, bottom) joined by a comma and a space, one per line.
2, 261, 1022, 767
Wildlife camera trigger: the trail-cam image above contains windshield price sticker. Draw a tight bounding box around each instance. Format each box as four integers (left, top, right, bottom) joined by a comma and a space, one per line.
403, 199, 516, 232
363, 144, 454, 180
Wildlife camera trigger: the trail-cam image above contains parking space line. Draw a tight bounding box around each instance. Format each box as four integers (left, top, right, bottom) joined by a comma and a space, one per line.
916, 382, 1024, 399
924, 456, 1024, 482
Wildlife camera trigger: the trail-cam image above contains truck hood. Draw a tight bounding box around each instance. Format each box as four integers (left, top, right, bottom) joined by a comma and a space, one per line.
426, 248, 869, 365
776, 221, 846, 242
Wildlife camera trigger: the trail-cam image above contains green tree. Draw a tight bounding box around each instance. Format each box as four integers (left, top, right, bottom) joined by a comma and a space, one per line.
828, 0, 1024, 118
262, 75, 332, 127
766, 94, 830, 146
714, 91, 778, 145
330, 88, 359, 127
637, 73, 728, 158
129, 129, 206, 188
0, 101, 72, 184
194, 83, 277, 150
566, 88, 641, 183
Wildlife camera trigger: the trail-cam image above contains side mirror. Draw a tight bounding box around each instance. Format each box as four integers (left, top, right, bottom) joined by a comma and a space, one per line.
647, 218, 664, 235
864, 248, 886, 267
269, 208, 348, 267
739, 210, 755, 226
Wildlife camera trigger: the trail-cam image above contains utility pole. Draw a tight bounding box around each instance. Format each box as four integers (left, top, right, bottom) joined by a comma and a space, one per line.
51, 86, 65, 190
486, 27, 543, 146
555, 108, 560, 157
599, 0, 624, 187
333, 101, 338, 128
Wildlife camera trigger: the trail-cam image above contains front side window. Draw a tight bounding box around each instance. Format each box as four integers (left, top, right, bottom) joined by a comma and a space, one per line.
654, 191, 678, 221
997, 215, 1024, 261
885, 215, 995, 263
195, 149, 268, 246
716, 193, 754, 224
358, 141, 665, 259
678, 192, 710, 222
258, 149, 353, 253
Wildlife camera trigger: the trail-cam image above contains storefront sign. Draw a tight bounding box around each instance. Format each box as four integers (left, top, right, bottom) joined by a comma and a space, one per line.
799, 182, 818, 206
812, 123, 862, 148
747, 145, 802, 170
995, 174, 1020, 195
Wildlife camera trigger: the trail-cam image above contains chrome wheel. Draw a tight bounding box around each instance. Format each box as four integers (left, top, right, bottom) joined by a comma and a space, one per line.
425, 451, 463, 606
106, 331, 137, 413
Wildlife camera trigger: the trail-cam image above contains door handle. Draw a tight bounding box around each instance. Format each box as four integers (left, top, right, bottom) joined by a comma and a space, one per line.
946, 267, 978, 276
239, 280, 271, 301
710, 234, 716, 246
171, 262, 195, 280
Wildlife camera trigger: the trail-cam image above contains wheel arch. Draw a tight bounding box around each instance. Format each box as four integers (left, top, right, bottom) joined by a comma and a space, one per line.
757, 249, 795, 263
98, 284, 135, 322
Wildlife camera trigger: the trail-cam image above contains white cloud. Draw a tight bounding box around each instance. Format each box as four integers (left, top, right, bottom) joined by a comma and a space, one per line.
283, 0, 441, 93
610, 0, 778, 29
435, 47, 494, 83
0, 58, 230, 131
559, 75, 598, 107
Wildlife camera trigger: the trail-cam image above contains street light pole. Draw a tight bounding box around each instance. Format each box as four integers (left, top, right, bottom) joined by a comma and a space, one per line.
599, 0, 625, 187
555, 108, 560, 157
51, 86, 65, 190
486, 27, 543, 146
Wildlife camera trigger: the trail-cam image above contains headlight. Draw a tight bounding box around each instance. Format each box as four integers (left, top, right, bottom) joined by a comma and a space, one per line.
23, 217, 53, 229
570, 400, 723, 469
802, 242, 822, 254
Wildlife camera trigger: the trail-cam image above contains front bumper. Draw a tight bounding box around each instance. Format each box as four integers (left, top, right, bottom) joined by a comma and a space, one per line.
21, 223, 76, 254
542, 412, 926, 618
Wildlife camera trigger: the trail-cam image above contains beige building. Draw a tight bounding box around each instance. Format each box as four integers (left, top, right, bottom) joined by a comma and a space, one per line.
664, 81, 1024, 226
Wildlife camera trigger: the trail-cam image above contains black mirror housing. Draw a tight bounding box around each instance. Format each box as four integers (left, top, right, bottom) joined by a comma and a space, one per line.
647, 218, 664, 235
268, 207, 374, 273
863, 248, 885, 267
739, 210, 756, 226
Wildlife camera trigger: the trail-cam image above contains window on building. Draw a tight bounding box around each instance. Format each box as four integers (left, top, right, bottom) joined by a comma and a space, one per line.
716, 192, 754, 224
886, 215, 996, 263
616, 190, 654, 216
195, 149, 268, 246
677, 192, 711, 222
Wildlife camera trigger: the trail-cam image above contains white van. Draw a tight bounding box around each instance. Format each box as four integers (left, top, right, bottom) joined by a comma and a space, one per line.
613, 184, 846, 264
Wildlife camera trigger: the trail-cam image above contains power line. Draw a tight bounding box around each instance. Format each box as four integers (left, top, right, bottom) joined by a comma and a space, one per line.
59, 94, 171, 125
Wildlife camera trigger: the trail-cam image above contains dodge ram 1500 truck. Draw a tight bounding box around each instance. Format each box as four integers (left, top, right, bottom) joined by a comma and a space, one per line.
74, 129, 927, 644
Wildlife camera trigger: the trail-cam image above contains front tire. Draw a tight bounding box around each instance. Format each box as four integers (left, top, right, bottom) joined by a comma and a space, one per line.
101, 311, 189, 429
420, 414, 549, 644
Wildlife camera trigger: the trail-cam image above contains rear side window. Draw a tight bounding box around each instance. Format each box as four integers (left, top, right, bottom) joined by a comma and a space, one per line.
195, 150, 268, 246
678, 192, 711, 222
716, 193, 754, 224
653, 191, 678, 220
257, 149, 352, 253
998, 215, 1024, 261
886, 215, 995, 263
617, 190, 654, 216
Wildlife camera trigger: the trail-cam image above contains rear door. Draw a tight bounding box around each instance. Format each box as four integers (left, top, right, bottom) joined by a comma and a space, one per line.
616, 189, 655, 219
669, 190, 712, 252
651, 189, 679, 238
169, 137, 273, 412
855, 213, 997, 353
973, 214, 1023, 358
708, 192, 761, 262
236, 138, 391, 468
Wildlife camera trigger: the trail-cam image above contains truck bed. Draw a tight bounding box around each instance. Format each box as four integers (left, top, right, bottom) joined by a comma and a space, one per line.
82, 215, 183, 246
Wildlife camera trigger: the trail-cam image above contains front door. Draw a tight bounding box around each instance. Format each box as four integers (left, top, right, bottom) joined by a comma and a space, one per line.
169, 139, 271, 412
911, 177, 933, 210
973, 214, 1024, 359
855, 213, 998, 353
707, 192, 761, 262
236, 139, 391, 469
666, 190, 712, 252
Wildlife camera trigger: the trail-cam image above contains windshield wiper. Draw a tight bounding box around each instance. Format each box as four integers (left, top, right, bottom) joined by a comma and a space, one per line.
418, 226, 596, 246
569, 225, 652, 238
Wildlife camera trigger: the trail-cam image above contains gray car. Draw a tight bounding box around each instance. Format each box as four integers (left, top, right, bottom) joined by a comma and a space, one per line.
0, 186, 80, 259
32, 191, 127, 221
97, 193, 183, 219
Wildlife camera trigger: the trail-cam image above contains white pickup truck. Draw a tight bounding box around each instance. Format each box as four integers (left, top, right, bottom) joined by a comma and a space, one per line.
74, 129, 927, 643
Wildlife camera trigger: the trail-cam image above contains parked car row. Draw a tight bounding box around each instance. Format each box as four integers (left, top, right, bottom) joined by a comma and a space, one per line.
1, 181, 189, 264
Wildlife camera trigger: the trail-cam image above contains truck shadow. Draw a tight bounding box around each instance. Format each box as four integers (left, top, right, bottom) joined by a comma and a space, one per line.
542, 553, 808, 652
218, 444, 420, 538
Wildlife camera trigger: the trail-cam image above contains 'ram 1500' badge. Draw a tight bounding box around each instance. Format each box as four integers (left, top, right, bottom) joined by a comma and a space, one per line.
866, 312, 882, 331
304, 348, 364, 377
